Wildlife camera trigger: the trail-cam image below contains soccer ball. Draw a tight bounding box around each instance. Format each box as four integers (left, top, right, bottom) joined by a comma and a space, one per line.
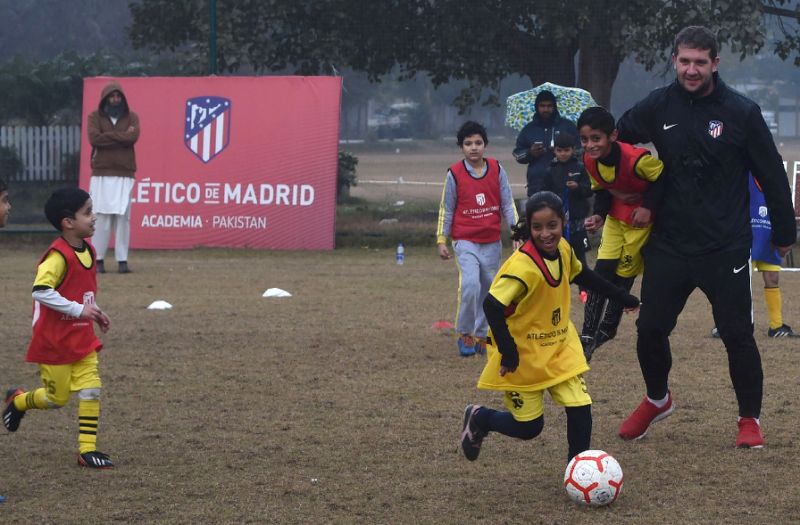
563, 450, 624, 506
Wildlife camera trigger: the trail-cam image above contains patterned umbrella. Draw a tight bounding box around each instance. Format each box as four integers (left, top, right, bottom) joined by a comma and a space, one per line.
505, 82, 598, 131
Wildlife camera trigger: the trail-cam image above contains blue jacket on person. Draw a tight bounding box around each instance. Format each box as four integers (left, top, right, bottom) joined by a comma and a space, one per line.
513, 111, 579, 197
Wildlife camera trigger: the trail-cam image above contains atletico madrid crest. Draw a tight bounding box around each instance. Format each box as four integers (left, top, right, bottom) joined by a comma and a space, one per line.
708, 120, 724, 138
184, 96, 231, 163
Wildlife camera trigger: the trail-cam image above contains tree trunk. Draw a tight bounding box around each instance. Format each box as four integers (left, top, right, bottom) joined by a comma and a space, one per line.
524, 46, 578, 88
577, 17, 622, 109
511, 31, 579, 88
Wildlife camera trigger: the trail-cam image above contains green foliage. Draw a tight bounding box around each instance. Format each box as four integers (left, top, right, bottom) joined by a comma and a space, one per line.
338, 150, 358, 190
128, 0, 800, 109
0, 51, 198, 126
0, 146, 23, 180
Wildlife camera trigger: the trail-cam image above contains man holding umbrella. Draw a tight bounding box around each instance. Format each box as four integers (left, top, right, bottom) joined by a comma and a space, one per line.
513, 90, 580, 197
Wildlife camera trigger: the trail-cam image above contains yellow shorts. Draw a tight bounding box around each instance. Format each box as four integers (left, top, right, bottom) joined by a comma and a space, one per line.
597, 216, 651, 278
38, 352, 101, 406
754, 260, 781, 272
503, 375, 591, 422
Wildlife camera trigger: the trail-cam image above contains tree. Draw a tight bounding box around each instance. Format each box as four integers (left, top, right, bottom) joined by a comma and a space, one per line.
128, 0, 800, 108
0, 52, 193, 126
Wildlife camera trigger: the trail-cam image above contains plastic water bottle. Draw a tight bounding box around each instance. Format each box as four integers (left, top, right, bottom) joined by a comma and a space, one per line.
396, 242, 405, 265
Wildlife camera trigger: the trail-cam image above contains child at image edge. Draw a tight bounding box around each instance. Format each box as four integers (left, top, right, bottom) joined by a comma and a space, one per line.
0, 178, 9, 228
0, 179, 9, 503
2, 187, 114, 469
460, 191, 639, 462
437, 121, 518, 357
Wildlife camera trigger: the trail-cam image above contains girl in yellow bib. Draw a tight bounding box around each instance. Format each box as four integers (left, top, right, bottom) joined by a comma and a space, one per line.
460, 191, 640, 462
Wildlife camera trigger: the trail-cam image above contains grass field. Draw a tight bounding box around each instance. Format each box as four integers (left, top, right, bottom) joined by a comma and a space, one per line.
1, 141, 800, 523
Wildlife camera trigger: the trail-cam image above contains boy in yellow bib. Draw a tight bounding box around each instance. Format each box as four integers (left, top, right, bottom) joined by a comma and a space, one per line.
579, 107, 664, 361
460, 192, 639, 462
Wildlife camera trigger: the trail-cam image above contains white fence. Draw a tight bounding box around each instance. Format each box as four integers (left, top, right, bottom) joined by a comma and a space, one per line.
0, 126, 81, 181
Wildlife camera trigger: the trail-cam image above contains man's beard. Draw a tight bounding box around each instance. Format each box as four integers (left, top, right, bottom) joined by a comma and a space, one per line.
680, 75, 713, 97
103, 102, 124, 119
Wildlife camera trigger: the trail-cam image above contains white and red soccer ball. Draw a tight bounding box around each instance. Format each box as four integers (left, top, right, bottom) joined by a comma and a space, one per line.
563, 450, 624, 506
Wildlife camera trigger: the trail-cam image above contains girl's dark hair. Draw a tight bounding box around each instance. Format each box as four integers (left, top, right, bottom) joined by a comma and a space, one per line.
511, 191, 565, 242
456, 121, 488, 146
577, 106, 615, 135
0, 178, 6, 193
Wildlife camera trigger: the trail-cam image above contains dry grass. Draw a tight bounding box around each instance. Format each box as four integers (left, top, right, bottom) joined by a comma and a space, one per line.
0, 243, 799, 524
1, 140, 800, 523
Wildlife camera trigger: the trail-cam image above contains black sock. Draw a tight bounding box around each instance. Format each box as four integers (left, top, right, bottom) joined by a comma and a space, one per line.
476, 407, 543, 440
582, 259, 617, 337
566, 405, 592, 461
596, 276, 636, 346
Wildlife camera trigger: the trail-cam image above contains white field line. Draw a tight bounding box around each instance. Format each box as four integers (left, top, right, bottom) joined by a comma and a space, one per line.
358, 179, 800, 271
359, 178, 526, 188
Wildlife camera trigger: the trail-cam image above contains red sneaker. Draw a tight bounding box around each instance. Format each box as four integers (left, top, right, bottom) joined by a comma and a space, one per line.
735, 417, 764, 449
579, 290, 588, 304
618, 392, 674, 440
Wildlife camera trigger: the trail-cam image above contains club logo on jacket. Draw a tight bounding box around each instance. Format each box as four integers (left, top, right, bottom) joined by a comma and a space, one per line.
184, 96, 232, 163
551, 307, 561, 326
708, 120, 724, 138
759, 205, 768, 218
475, 193, 486, 206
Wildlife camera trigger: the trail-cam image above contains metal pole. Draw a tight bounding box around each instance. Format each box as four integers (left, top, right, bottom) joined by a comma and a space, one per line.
209, 0, 217, 75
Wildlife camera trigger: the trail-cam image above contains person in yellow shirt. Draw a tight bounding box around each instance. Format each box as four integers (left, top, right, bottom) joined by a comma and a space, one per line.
459, 191, 639, 462
579, 106, 664, 361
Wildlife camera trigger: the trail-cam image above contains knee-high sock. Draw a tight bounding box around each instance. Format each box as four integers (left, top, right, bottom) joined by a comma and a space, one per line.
566, 405, 592, 461
78, 399, 100, 454
13, 388, 49, 411
764, 287, 782, 330
475, 407, 544, 441
582, 290, 607, 338
596, 275, 636, 346
582, 259, 617, 337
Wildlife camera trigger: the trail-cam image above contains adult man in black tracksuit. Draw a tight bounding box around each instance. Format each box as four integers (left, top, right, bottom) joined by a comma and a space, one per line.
615, 26, 796, 449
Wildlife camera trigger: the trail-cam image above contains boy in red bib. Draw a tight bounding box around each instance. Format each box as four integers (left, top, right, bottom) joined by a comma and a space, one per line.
3, 188, 113, 469
578, 107, 664, 361
437, 121, 518, 356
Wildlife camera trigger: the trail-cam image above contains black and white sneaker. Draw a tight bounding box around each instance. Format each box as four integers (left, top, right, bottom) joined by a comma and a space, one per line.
767, 324, 800, 338
2, 388, 25, 432
711, 327, 721, 338
78, 451, 115, 469
460, 404, 486, 461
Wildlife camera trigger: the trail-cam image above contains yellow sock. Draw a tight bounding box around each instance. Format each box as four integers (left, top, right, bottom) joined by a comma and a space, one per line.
764, 287, 783, 330
78, 399, 100, 454
13, 388, 49, 411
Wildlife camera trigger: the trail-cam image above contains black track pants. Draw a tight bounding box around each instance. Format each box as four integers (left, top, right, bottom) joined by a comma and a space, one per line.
635, 244, 762, 417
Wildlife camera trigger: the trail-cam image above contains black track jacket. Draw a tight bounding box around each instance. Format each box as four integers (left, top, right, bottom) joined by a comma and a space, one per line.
617, 74, 795, 256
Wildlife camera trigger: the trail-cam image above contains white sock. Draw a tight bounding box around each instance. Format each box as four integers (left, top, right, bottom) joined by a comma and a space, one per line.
647, 394, 670, 408
737, 416, 760, 425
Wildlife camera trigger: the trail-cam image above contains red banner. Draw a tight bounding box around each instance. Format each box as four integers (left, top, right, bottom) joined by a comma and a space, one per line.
79, 76, 341, 250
